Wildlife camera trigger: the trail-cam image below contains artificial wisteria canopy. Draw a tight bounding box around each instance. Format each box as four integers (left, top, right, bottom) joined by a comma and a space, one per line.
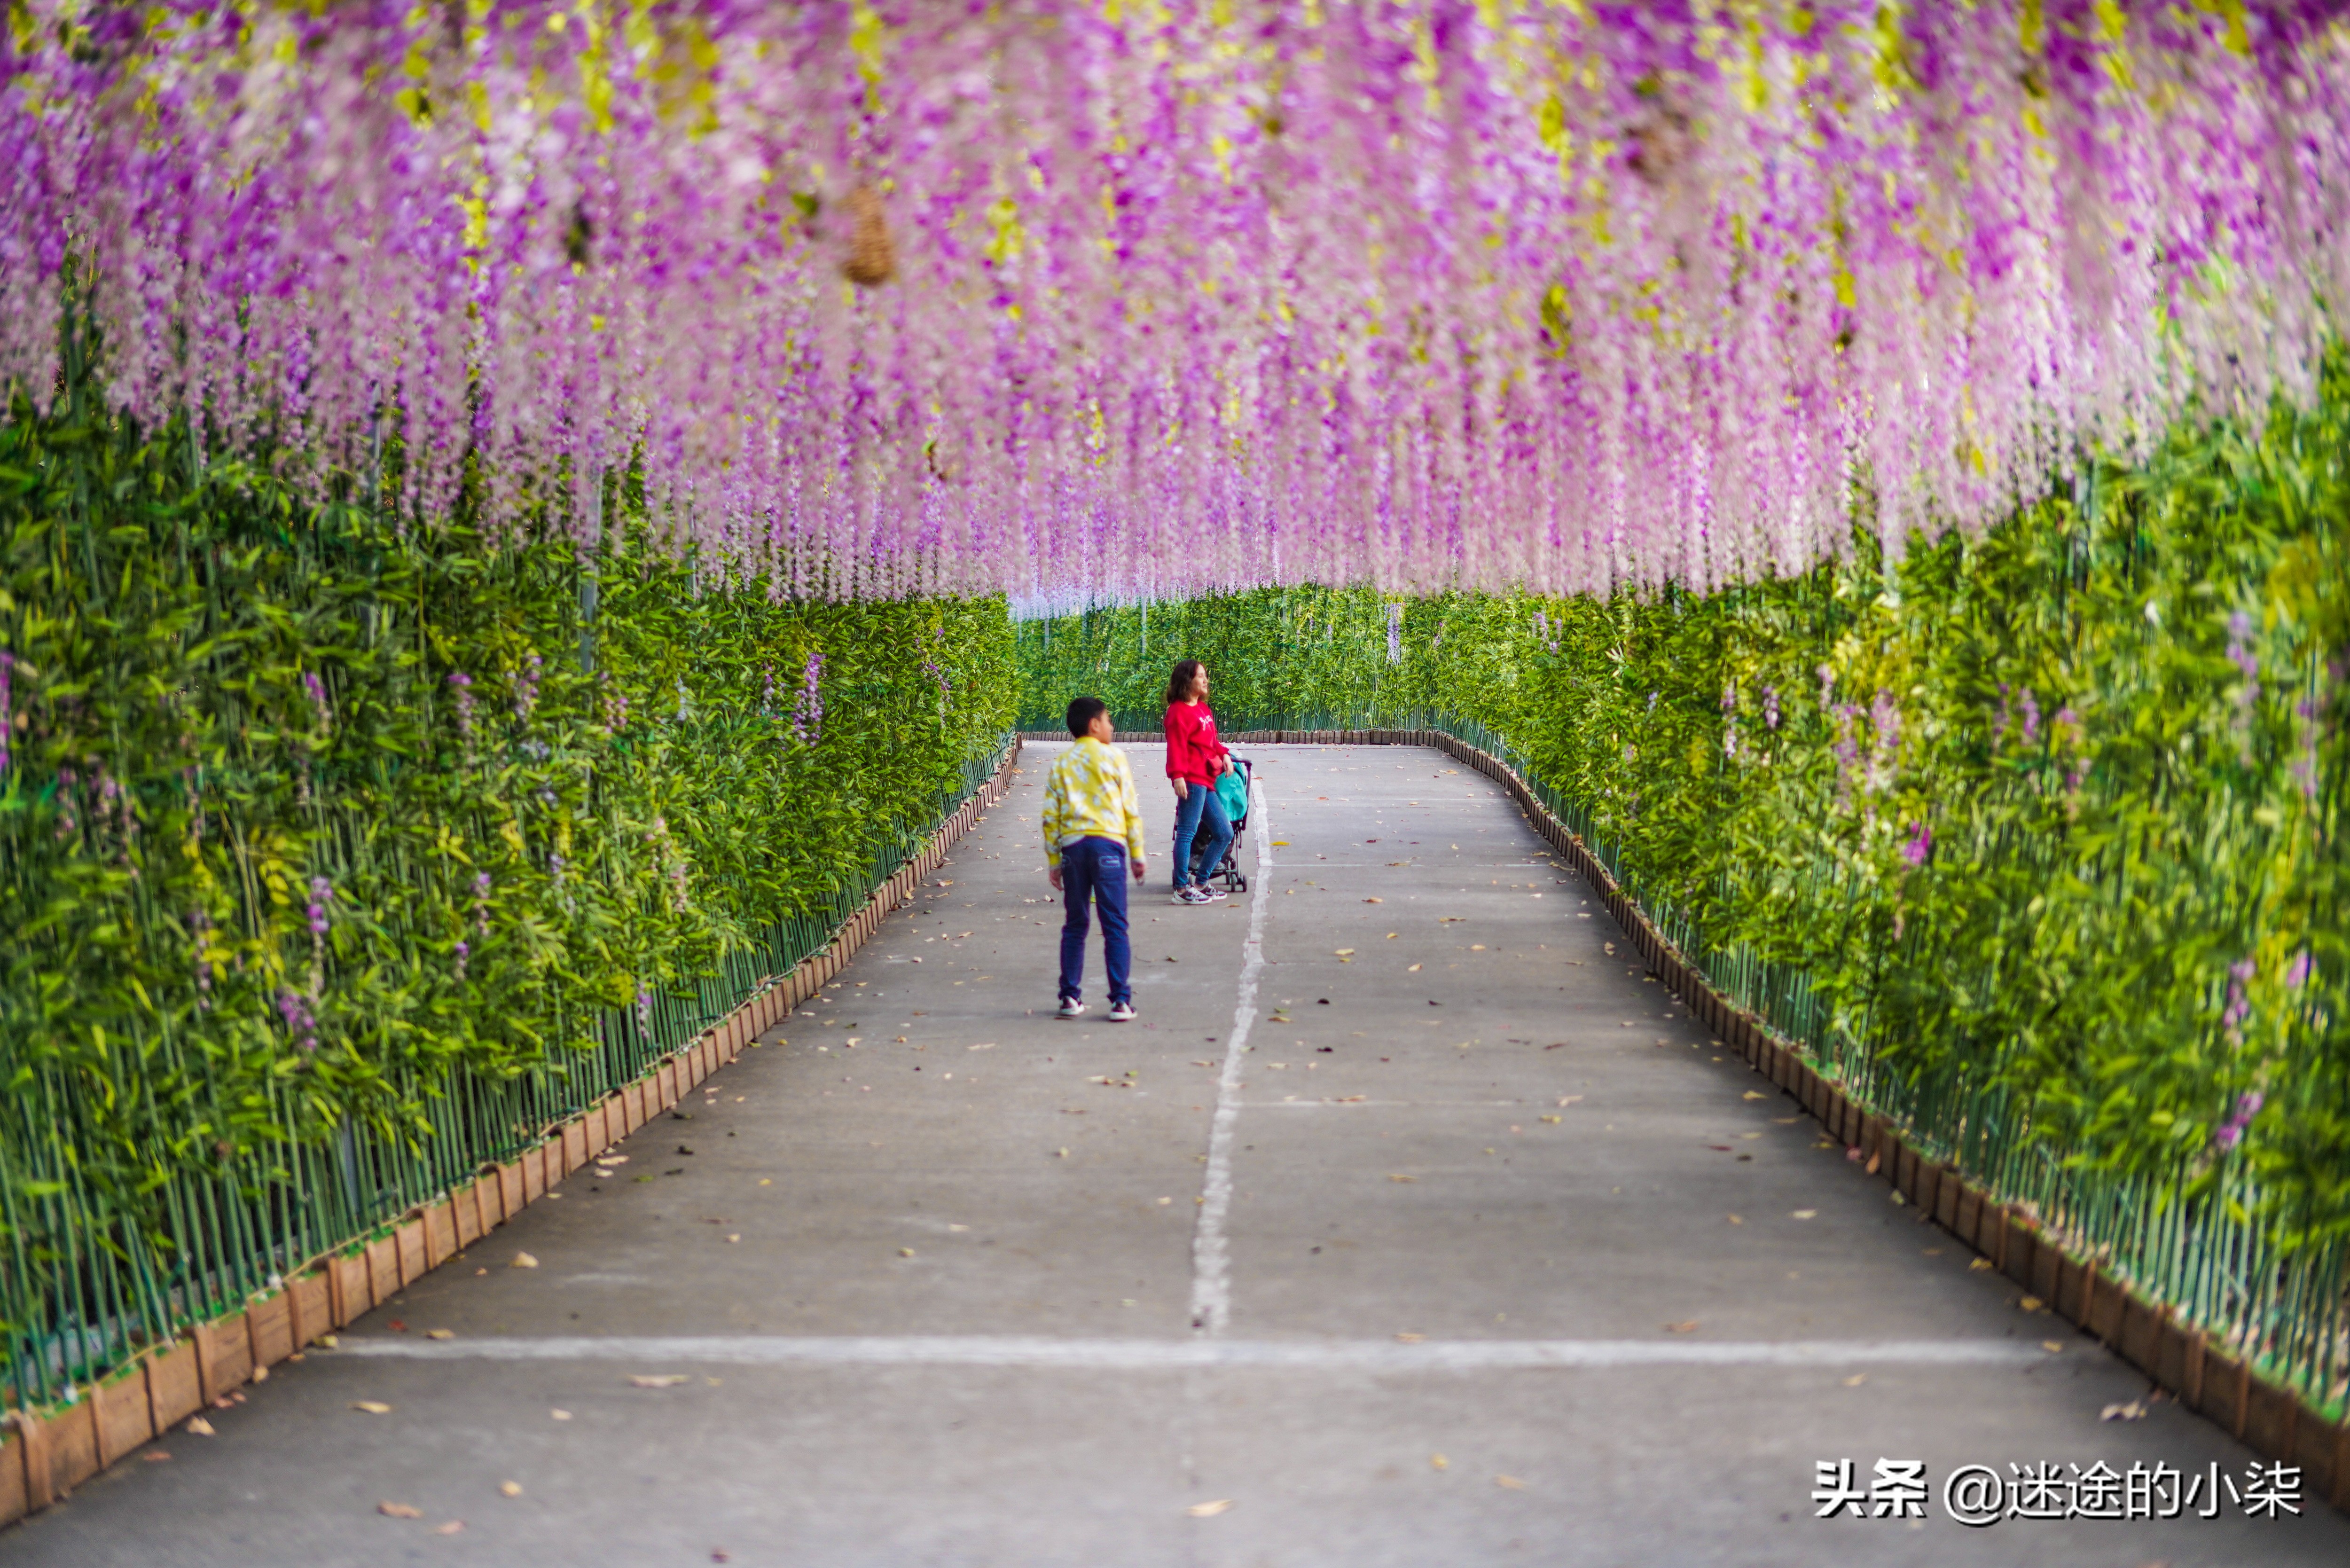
4, 2, 2345, 599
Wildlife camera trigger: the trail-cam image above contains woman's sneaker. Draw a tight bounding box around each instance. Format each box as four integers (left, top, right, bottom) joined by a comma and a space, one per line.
1170, 886, 1209, 905
1200, 884, 1229, 900
1056, 998, 1086, 1019
1107, 1001, 1136, 1022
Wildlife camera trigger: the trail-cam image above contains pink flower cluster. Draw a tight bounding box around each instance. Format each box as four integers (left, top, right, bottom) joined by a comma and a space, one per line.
4, 4, 2345, 601
2213, 1091, 2263, 1152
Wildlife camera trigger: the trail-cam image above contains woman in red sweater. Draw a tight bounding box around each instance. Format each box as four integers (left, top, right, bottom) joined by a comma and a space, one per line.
1163, 659, 1234, 904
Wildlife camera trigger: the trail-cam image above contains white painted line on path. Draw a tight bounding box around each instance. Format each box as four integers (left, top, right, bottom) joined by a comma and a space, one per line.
1188, 772, 1273, 1336
331, 1335, 2045, 1372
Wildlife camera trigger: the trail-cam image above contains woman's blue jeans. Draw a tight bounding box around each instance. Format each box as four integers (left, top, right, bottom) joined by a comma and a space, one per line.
1170, 779, 1234, 888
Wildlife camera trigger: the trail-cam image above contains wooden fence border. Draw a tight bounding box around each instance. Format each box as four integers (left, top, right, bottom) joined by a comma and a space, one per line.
0, 741, 1025, 1527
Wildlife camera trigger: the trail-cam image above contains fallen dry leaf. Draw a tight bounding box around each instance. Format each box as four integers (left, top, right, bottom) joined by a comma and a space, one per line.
1539, 1114, 1562, 1124
378, 1502, 423, 1519
1186, 1499, 1235, 1518
1407, 963, 1422, 972
251, 1364, 269, 1383
510, 1252, 539, 1269
2100, 1400, 2148, 1422
185, 1416, 215, 1436
1969, 1257, 1994, 1272
1790, 1209, 1818, 1220
1363, 897, 1383, 904
2041, 1341, 2066, 1354
1741, 1091, 1768, 1101
1557, 1095, 1582, 1106
627, 1374, 690, 1388
349, 1400, 394, 1415
966, 1042, 996, 1051
1843, 1374, 1868, 1388
1865, 1151, 1882, 1175
899, 1247, 916, 1258
1394, 1331, 1426, 1343
425, 1329, 454, 1341
500, 1481, 523, 1498
550, 1409, 572, 1420
1727, 1215, 1744, 1225
143, 1450, 172, 1462
1663, 1320, 1699, 1333
1495, 1474, 1527, 1490
2019, 1295, 2045, 1313
433, 1521, 464, 1536
1387, 1173, 1418, 1183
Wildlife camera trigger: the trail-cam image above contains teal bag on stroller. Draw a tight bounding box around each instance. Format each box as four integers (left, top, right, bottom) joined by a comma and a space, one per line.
1214, 765, 1249, 823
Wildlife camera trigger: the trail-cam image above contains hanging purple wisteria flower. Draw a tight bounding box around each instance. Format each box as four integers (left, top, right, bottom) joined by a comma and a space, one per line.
2222, 956, 2257, 1046
189, 908, 213, 1011
276, 989, 320, 1054
2213, 1091, 2264, 1152
512, 653, 542, 724
2225, 612, 2261, 764
447, 671, 476, 738
791, 651, 825, 745
302, 671, 331, 734
598, 673, 629, 732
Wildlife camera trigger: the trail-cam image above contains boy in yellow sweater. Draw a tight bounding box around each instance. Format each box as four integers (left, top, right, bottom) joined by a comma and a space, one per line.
1042, 697, 1147, 1020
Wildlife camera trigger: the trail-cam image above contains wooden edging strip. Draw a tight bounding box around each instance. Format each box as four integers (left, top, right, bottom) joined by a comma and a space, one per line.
0, 740, 1025, 1527
1036, 722, 2349, 1509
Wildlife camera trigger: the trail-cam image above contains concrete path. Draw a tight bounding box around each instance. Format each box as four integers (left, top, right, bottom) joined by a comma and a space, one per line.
11, 744, 2345, 1567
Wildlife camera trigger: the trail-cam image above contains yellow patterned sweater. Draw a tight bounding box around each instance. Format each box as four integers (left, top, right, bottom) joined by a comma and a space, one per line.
1040, 737, 1147, 868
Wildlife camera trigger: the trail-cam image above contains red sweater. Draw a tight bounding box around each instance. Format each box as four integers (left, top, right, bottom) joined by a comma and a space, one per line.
1163, 701, 1227, 785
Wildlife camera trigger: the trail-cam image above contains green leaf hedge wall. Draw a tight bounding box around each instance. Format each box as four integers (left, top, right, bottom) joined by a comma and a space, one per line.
0, 370, 1014, 1405
1018, 363, 2350, 1413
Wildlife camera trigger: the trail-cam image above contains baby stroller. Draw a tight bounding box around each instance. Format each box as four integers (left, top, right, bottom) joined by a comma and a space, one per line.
1183, 757, 1253, 895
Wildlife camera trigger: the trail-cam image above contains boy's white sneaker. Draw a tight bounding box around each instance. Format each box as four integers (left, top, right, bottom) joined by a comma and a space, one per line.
1107, 1001, 1137, 1022
1056, 998, 1087, 1019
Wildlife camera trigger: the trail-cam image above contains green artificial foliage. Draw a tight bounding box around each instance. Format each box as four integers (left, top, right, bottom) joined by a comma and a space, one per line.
0, 363, 1013, 1405
1018, 364, 2350, 1413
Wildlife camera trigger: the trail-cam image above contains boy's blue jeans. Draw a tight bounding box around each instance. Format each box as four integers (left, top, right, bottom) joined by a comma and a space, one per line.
1058, 836, 1132, 1006
1170, 780, 1234, 888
